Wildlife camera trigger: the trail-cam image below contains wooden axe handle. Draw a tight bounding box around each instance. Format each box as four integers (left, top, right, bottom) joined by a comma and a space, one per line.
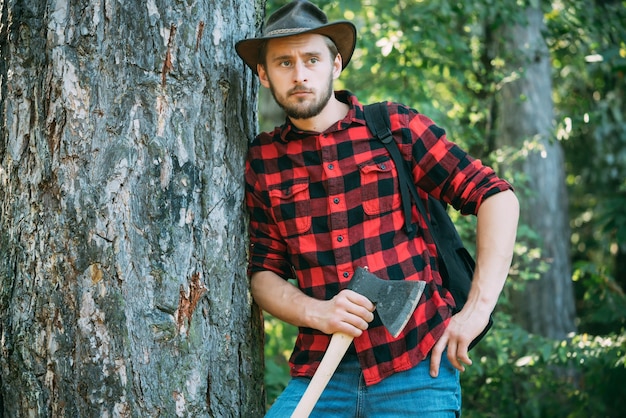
290, 332, 354, 418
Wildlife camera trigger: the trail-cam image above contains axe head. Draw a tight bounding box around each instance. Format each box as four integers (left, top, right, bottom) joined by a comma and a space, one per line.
348, 267, 425, 338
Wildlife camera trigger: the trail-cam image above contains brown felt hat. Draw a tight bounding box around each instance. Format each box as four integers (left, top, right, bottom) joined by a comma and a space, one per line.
235, 0, 357, 75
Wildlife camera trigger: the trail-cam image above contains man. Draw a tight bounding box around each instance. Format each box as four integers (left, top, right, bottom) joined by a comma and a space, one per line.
236, 1, 519, 416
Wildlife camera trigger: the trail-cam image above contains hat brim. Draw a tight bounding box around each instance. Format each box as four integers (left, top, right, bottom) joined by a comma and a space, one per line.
235, 21, 356, 75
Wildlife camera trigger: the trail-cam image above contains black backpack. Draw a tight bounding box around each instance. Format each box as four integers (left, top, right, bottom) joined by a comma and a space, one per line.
363, 102, 492, 349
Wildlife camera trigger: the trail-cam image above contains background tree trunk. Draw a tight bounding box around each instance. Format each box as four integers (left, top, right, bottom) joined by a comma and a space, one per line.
494, 8, 577, 339
0, 0, 265, 416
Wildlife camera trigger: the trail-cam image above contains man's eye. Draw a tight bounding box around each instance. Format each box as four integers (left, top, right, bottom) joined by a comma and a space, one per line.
280, 61, 291, 67
309, 58, 319, 64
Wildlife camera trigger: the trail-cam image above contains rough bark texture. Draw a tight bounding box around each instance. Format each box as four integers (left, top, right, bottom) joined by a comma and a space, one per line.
495, 8, 577, 339
0, 0, 266, 416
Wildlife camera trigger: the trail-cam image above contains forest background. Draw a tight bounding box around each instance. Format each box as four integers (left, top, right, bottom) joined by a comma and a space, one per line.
260, 1, 626, 417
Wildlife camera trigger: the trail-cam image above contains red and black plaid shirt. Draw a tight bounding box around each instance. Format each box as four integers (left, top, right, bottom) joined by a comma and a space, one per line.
245, 91, 512, 386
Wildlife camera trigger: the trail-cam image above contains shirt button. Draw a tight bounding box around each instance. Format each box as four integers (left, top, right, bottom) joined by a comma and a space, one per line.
337, 235, 343, 242
380, 163, 386, 169
328, 164, 334, 170
343, 272, 350, 278
333, 198, 340, 204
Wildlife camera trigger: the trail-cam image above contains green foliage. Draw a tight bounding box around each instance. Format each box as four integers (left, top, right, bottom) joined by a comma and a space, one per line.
263, 313, 297, 408
573, 261, 626, 334
323, 0, 530, 158
462, 313, 626, 418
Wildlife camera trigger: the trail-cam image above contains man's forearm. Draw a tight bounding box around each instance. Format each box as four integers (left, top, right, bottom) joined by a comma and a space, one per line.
468, 189, 519, 313
250, 270, 317, 328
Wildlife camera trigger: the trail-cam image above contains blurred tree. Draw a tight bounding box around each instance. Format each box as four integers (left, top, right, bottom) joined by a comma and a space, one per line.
493, 6, 576, 338
0, 0, 265, 416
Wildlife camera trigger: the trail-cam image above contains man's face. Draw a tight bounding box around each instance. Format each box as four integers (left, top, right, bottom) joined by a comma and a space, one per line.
257, 34, 342, 121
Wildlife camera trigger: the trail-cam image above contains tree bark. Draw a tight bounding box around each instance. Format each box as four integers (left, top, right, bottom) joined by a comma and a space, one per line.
0, 0, 265, 416
494, 8, 576, 339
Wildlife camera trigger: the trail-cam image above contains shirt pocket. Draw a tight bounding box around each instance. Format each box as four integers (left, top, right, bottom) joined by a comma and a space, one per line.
268, 178, 312, 237
358, 156, 402, 216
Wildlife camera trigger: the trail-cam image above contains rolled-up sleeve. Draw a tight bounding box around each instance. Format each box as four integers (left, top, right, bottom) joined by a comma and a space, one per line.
407, 112, 513, 215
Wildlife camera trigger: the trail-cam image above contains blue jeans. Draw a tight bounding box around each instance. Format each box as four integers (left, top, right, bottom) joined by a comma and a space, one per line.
266, 353, 461, 417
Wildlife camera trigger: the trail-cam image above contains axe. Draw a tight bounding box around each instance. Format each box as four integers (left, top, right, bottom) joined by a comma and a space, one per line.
291, 267, 425, 417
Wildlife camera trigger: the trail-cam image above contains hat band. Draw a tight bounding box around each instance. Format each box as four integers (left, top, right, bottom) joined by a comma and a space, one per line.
264, 27, 314, 37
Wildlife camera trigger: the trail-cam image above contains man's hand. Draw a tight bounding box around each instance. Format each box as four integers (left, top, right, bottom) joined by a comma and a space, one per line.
309, 289, 375, 337
428, 308, 491, 377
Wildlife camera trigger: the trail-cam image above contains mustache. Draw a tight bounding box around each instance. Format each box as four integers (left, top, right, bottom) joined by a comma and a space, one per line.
288, 86, 313, 95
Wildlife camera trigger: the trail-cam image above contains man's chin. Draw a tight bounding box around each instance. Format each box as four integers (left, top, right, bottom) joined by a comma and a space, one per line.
284, 104, 319, 120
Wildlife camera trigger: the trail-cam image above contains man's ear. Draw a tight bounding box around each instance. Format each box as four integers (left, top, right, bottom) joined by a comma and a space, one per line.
332, 54, 343, 80
257, 64, 270, 88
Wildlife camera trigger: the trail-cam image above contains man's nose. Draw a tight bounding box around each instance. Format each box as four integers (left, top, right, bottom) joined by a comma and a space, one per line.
293, 60, 308, 83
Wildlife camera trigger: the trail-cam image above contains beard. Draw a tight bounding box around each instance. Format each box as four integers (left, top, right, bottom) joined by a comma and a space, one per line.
269, 75, 334, 121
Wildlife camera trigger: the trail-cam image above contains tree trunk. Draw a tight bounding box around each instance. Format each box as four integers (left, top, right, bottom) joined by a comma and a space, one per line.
494, 8, 577, 339
0, 0, 265, 416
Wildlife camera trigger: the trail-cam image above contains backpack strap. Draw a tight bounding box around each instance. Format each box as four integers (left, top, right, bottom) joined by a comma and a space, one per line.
363, 102, 421, 238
